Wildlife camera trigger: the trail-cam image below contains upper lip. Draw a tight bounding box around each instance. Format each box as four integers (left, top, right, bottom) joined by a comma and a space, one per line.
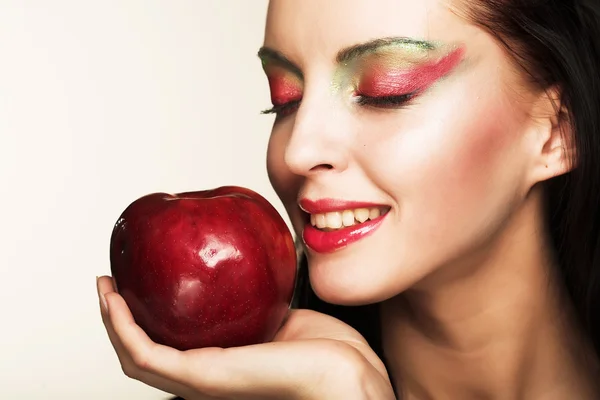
299, 198, 389, 214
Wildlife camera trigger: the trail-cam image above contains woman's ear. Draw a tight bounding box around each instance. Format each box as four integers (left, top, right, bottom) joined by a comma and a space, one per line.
527, 86, 576, 184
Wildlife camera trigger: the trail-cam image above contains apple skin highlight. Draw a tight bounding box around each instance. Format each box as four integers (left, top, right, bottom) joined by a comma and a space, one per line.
109, 186, 297, 350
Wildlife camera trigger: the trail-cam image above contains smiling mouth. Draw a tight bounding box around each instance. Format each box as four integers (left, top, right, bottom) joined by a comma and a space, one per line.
307, 206, 391, 231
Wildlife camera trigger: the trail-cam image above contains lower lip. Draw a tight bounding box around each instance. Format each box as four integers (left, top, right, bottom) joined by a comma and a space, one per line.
302, 214, 388, 253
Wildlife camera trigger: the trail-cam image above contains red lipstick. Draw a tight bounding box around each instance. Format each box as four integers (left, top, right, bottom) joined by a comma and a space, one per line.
357, 46, 466, 97
299, 198, 390, 253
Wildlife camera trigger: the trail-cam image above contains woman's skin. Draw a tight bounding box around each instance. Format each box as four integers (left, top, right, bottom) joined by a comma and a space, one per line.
97, 0, 598, 398
263, 0, 596, 398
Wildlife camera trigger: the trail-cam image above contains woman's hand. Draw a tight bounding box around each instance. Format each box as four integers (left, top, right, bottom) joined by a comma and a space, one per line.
97, 276, 395, 400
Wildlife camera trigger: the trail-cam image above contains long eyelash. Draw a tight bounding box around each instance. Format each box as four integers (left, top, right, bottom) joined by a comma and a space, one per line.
261, 91, 416, 116
354, 92, 417, 108
261, 100, 301, 115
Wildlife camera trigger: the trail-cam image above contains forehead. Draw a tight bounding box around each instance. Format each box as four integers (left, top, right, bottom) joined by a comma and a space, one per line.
264, 0, 474, 64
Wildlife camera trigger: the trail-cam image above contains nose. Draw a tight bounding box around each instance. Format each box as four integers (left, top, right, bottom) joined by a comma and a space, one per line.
283, 96, 349, 177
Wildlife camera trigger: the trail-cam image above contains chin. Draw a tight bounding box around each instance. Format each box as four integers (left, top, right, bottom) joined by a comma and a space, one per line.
305, 251, 413, 306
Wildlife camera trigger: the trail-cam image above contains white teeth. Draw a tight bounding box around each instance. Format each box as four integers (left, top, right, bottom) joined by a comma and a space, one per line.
315, 214, 327, 229
342, 210, 355, 227
325, 212, 343, 229
369, 208, 381, 219
354, 208, 369, 223
309, 207, 388, 230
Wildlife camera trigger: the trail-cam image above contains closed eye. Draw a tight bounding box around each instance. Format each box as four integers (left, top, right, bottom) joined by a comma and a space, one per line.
353, 92, 417, 109
261, 99, 301, 117
260, 91, 416, 118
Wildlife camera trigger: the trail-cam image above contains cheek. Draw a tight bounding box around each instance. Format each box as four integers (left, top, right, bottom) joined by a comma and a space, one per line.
266, 126, 292, 199
427, 109, 514, 197
266, 126, 304, 230
364, 87, 527, 240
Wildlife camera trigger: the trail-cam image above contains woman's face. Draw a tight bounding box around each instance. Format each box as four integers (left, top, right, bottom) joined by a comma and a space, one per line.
262, 0, 541, 305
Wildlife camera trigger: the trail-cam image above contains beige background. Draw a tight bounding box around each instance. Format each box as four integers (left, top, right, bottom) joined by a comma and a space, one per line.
0, 1, 285, 398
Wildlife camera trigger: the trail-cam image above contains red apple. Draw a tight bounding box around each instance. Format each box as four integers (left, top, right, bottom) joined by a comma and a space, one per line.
109, 186, 297, 350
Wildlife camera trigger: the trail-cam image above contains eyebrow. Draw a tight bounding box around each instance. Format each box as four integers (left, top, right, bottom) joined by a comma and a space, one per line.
257, 36, 437, 75
257, 47, 303, 77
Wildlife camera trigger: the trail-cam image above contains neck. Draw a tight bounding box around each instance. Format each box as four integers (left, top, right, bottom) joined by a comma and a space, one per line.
380, 188, 598, 399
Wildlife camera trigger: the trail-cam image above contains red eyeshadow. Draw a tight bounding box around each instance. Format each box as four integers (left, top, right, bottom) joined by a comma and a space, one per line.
267, 73, 303, 106
357, 46, 466, 97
